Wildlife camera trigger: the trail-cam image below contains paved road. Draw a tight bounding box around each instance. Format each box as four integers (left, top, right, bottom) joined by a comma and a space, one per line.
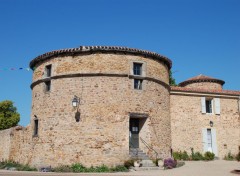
0, 160, 239, 176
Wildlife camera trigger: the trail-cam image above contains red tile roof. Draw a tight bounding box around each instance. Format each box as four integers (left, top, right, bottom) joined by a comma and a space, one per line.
179, 74, 225, 87
29, 46, 172, 70
171, 86, 240, 96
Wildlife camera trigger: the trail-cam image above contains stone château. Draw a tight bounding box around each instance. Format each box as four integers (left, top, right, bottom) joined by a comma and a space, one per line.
0, 46, 239, 168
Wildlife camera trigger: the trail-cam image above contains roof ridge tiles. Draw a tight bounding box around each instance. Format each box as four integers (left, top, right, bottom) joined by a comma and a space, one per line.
29, 46, 172, 69
171, 86, 240, 96
179, 74, 225, 86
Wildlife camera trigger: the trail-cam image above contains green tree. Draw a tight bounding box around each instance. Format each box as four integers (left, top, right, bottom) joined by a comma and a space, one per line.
169, 70, 177, 86
0, 100, 20, 130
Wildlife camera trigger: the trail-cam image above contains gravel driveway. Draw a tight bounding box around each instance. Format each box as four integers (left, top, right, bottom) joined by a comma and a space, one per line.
0, 160, 239, 176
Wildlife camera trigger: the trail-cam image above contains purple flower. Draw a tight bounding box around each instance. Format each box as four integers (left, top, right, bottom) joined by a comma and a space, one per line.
163, 158, 177, 169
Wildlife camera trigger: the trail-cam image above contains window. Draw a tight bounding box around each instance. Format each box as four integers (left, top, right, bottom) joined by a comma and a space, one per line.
130, 61, 146, 90
206, 99, 213, 113
201, 97, 220, 115
33, 118, 39, 137
45, 65, 52, 77
45, 81, 51, 92
134, 79, 142, 90
133, 63, 142, 76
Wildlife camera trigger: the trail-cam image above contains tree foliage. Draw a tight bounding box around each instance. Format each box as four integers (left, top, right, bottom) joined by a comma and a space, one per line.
169, 70, 177, 86
0, 100, 20, 130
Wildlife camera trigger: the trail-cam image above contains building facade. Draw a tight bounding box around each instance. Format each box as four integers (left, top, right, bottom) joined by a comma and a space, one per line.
171, 75, 240, 158
0, 46, 239, 168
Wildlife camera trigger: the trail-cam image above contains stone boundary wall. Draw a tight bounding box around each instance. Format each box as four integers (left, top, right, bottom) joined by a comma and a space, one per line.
0, 128, 12, 161
0, 126, 32, 164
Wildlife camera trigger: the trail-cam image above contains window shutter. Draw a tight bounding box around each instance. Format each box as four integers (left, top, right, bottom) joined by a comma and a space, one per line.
214, 98, 220, 115
201, 97, 206, 114
130, 61, 133, 75
142, 62, 146, 77
202, 128, 208, 152
211, 129, 218, 156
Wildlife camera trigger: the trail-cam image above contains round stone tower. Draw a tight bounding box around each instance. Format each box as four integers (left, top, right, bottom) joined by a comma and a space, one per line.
29, 46, 172, 167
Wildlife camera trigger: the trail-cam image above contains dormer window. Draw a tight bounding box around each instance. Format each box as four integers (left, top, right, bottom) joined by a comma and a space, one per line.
45, 65, 52, 77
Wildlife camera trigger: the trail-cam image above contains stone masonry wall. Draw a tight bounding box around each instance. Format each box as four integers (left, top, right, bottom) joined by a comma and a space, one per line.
32, 53, 169, 84
0, 126, 32, 164
183, 82, 223, 90
0, 128, 11, 161
170, 93, 240, 158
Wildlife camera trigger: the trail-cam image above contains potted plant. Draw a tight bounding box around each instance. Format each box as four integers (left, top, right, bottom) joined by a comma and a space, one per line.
157, 158, 163, 167
133, 159, 141, 167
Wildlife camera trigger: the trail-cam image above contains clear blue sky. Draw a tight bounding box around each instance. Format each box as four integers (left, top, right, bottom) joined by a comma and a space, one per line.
0, 0, 239, 127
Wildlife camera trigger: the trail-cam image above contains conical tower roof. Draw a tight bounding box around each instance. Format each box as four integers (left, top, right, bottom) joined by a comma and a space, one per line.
179, 74, 225, 87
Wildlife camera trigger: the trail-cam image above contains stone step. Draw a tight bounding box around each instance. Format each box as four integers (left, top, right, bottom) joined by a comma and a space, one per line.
129, 148, 150, 160
130, 166, 161, 171
141, 160, 156, 167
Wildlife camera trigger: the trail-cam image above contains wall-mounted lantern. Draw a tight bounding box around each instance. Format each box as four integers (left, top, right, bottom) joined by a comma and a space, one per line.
72, 96, 81, 122
72, 96, 80, 108
210, 121, 213, 127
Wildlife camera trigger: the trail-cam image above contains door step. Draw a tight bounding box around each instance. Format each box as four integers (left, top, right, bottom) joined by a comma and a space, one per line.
130, 166, 161, 171
141, 160, 156, 167
129, 148, 150, 160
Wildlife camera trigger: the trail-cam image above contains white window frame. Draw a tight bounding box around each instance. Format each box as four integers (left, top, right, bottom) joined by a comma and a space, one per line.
206, 99, 213, 114
201, 97, 221, 115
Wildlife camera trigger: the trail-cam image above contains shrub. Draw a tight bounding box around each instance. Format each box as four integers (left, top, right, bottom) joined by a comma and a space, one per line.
53, 163, 128, 173
71, 163, 87, 172
173, 151, 181, 160
224, 152, 235, 161
0, 160, 37, 171
124, 159, 134, 169
192, 152, 204, 161
52, 165, 73, 172
182, 151, 190, 160
110, 165, 128, 172
173, 151, 189, 161
163, 158, 177, 169
204, 151, 215, 161
94, 165, 110, 172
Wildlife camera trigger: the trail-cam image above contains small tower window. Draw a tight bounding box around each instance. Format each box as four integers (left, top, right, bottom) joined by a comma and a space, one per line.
33, 118, 39, 137
134, 79, 142, 90
133, 63, 142, 76
45, 65, 52, 77
45, 81, 51, 92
